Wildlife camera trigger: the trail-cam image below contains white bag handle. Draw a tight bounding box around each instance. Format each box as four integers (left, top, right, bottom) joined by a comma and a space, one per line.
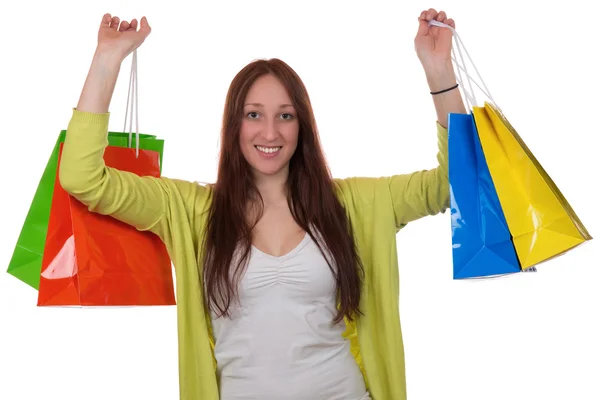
427, 20, 497, 111
123, 49, 140, 157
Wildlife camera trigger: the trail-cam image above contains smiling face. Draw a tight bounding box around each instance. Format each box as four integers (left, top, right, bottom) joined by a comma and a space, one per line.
239, 74, 300, 180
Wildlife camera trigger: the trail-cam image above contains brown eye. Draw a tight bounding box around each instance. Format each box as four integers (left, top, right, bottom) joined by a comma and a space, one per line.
281, 113, 294, 120
247, 112, 259, 119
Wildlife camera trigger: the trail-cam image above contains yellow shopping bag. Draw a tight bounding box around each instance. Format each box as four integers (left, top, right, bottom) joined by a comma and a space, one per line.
472, 102, 592, 269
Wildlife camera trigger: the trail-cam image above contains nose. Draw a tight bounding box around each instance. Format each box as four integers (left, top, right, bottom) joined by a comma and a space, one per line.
261, 119, 279, 142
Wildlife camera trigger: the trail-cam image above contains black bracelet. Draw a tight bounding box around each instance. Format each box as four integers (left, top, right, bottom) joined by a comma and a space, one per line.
430, 83, 459, 95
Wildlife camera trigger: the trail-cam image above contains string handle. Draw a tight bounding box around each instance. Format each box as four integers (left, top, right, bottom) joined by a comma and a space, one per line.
427, 20, 497, 111
123, 49, 140, 157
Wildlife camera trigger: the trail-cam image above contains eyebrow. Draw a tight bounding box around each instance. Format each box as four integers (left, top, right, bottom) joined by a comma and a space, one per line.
244, 102, 294, 108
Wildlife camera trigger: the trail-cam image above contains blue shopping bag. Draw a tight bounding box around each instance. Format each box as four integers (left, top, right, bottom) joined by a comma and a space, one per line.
448, 112, 523, 279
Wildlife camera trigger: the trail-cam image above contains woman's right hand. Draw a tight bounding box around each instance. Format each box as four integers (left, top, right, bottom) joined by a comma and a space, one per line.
96, 13, 152, 64
74, 13, 151, 114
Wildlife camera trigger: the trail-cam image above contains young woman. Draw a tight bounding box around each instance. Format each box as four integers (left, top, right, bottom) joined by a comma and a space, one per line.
59, 8, 466, 400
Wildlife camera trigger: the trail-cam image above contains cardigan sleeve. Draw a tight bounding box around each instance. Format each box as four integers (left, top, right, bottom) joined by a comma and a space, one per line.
58, 108, 208, 241
385, 122, 450, 229
334, 122, 449, 231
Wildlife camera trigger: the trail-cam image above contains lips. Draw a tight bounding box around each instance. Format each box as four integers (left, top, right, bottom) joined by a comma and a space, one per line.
255, 145, 282, 155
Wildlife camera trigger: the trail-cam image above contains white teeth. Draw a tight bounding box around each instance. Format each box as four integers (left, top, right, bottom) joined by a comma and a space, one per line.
255, 145, 282, 154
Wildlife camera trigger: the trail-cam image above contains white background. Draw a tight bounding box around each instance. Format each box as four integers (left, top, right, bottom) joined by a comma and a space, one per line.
1, 1, 599, 399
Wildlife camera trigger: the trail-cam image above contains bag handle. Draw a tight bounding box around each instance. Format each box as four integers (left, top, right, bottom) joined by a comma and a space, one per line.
427, 20, 497, 110
123, 49, 140, 157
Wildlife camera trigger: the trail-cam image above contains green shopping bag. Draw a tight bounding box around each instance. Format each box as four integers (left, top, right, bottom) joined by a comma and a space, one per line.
7, 129, 164, 289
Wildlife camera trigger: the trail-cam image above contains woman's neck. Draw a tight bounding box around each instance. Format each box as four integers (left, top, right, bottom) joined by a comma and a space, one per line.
253, 168, 289, 206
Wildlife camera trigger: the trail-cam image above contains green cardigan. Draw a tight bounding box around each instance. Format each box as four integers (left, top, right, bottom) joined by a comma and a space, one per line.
59, 109, 449, 399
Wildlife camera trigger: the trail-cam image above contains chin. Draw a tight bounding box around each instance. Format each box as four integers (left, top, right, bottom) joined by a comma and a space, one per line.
251, 163, 289, 177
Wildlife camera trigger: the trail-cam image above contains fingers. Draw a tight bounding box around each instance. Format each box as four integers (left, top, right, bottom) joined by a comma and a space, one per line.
444, 18, 456, 28
100, 13, 112, 27
110, 16, 120, 30
100, 13, 121, 31
419, 8, 452, 25
416, 17, 430, 36
135, 16, 152, 41
99, 13, 147, 31
139, 16, 151, 34
98, 13, 151, 42
119, 20, 130, 32
425, 8, 436, 21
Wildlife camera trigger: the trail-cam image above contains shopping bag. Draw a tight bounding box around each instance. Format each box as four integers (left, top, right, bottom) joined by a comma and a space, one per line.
6, 130, 163, 290
448, 112, 522, 279
37, 143, 175, 306
428, 18, 592, 275
473, 102, 592, 269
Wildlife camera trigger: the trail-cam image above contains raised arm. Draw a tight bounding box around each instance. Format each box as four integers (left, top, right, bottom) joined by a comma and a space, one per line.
386, 122, 449, 228
59, 14, 206, 240
388, 9, 466, 227
416, 11, 467, 127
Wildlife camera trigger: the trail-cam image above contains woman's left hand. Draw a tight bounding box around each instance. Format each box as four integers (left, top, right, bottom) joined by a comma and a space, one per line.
414, 8, 455, 74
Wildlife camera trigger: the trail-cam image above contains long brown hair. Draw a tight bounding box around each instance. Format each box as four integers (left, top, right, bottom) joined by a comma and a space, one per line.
202, 58, 363, 323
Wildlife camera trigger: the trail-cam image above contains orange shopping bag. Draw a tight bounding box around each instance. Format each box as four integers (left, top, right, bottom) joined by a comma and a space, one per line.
37, 143, 175, 306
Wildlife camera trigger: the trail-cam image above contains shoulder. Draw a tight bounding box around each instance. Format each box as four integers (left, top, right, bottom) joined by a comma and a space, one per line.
333, 176, 393, 211
161, 177, 214, 217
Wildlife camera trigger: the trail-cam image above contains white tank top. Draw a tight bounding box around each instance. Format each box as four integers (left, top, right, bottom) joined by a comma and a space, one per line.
210, 232, 370, 400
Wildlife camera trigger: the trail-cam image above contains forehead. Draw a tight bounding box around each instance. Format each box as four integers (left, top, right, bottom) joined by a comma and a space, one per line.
245, 74, 292, 104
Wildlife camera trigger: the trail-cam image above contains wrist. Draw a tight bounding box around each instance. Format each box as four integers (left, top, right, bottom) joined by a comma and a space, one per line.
92, 47, 124, 71
424, 62, 457, 92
